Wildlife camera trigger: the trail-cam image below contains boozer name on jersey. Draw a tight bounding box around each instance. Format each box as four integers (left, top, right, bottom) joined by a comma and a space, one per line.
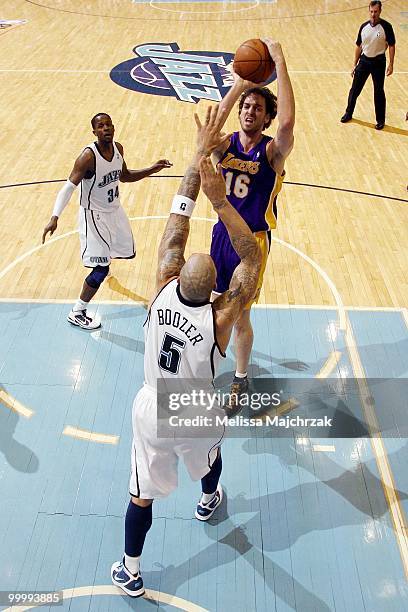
144, 278, 225, 389
157, 308, 204, 346
80, 141, 123, 212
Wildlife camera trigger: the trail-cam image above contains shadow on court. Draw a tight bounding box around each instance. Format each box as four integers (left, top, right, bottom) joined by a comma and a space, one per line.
107, 276, 148, 307
243, 436, 408, 519
0, 386, 39, 473
0, 302, 44, 319
350, 118, 408, 135
142, 485, 332, 612
148, 443, 408, 610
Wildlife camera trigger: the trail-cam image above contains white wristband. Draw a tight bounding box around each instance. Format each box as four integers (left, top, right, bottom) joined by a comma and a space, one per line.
170, 195, 196, 218
52, 179, 77, 217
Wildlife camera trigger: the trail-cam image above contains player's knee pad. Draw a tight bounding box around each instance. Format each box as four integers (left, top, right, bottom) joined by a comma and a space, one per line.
86, 265, 109, 289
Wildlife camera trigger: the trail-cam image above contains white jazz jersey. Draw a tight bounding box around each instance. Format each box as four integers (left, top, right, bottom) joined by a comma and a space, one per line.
80, 141, 123, 212
130, 278, 226, 499
144, 278, 225, 389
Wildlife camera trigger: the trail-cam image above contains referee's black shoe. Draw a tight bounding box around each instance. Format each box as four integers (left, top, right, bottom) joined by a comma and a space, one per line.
375, 122, 385, 130
340, 113, 352, 123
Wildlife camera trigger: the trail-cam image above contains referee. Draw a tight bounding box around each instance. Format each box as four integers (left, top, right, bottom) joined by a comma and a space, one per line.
340, 1, 395, 130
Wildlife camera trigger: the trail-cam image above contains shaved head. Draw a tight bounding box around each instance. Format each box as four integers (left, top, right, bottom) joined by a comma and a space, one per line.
179, 254, 216, 302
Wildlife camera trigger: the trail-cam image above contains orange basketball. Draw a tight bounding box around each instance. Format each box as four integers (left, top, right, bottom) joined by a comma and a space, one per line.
233, 39, 274, 84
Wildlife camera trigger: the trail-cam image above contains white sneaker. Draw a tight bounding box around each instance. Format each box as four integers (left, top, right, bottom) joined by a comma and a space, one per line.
111, 559, 145, 597
67, 309, 101, 330
195, 484, 223, 521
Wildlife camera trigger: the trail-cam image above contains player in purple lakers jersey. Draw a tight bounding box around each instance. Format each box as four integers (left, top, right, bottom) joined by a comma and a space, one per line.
211, 38, 295, 414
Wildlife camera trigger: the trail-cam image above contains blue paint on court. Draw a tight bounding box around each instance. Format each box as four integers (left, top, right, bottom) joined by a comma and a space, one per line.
0, 303, 407, 611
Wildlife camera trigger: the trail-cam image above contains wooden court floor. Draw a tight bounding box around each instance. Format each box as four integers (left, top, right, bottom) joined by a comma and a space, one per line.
0, 0, 407, 308
0, 1, 407, 611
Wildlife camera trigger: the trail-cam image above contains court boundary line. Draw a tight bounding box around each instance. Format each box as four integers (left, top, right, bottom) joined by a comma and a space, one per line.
0, 298, 407, 312
1, 214, 407, 577
62, 426, 119, 445
149, 0, 260, 14
0, 216, 347, 328
344, 320, 408, 577
2, 584, 208, 612
23, 0, 391, 22
1, 69, 407, 75
0, 389, 34, 419
1, 177, 406, 203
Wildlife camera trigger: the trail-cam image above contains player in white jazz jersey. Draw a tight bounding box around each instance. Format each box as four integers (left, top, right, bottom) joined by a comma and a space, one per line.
111, 107, 262, 598
42, 113, 172, 329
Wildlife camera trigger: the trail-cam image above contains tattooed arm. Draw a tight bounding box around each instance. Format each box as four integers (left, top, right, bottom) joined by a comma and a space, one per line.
155, 106, 230, 294
199, 157, 261, 354
155, 163, 200, 291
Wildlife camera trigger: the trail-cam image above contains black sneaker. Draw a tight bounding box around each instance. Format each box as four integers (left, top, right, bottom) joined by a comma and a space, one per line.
375, 122, 385, 130
340, 113, 352, 123
224, 376, 249, 418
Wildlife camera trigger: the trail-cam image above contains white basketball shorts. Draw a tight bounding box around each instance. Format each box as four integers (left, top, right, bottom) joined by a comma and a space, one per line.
129, 385, 225, 499
79, 205, 135, 268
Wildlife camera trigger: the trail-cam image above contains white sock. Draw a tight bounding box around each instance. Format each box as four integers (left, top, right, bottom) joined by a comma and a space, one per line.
235, 371, 247, 379
73, 298, 88, 313
201, 491, 216, 504
124, 554, 140, 576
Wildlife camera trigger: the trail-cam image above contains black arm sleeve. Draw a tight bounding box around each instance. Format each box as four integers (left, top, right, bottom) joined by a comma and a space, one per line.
355, 22, 367, 46
382, 20, 396, 46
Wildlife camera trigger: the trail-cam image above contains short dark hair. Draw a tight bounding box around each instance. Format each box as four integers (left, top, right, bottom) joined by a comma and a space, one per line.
238, 87, 277, 129
91, 113, 112, 129
369, 1, 382, 9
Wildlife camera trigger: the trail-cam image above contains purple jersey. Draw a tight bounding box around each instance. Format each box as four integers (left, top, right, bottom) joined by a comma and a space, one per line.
210, 132, 285, 294
218, 132, 283, 232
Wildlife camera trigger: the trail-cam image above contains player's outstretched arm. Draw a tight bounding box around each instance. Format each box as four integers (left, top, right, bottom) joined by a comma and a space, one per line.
41, 149, 93, 243
155, 162, 199, 291
263, 39, 295, 174
199, 156, 261, 353
118, 143, 172, 183
155, 106, 228, 292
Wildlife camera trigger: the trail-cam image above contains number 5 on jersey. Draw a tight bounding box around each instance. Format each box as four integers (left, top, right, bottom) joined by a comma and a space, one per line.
159, 333, 186, 374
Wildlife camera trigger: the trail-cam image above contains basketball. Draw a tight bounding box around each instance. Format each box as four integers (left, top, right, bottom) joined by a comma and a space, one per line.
233, 39, 274, 83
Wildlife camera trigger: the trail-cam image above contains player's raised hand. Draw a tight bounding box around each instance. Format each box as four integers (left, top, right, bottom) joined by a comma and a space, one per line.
194, 106, 231, 156
261, 38, 284, 64
229, 64, 267, 90
42, 217, 58, 244
199, 156, 227, 207
151, 159, 173, 173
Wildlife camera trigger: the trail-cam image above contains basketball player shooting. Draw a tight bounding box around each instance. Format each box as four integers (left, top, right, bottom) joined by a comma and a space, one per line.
210, 38, 295, 416
110, 106, 261, 597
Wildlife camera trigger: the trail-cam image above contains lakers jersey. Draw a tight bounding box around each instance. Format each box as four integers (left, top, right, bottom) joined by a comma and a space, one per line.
143, 279, 225, 391
219, 132, 284, 231
80, 141, 123, 212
